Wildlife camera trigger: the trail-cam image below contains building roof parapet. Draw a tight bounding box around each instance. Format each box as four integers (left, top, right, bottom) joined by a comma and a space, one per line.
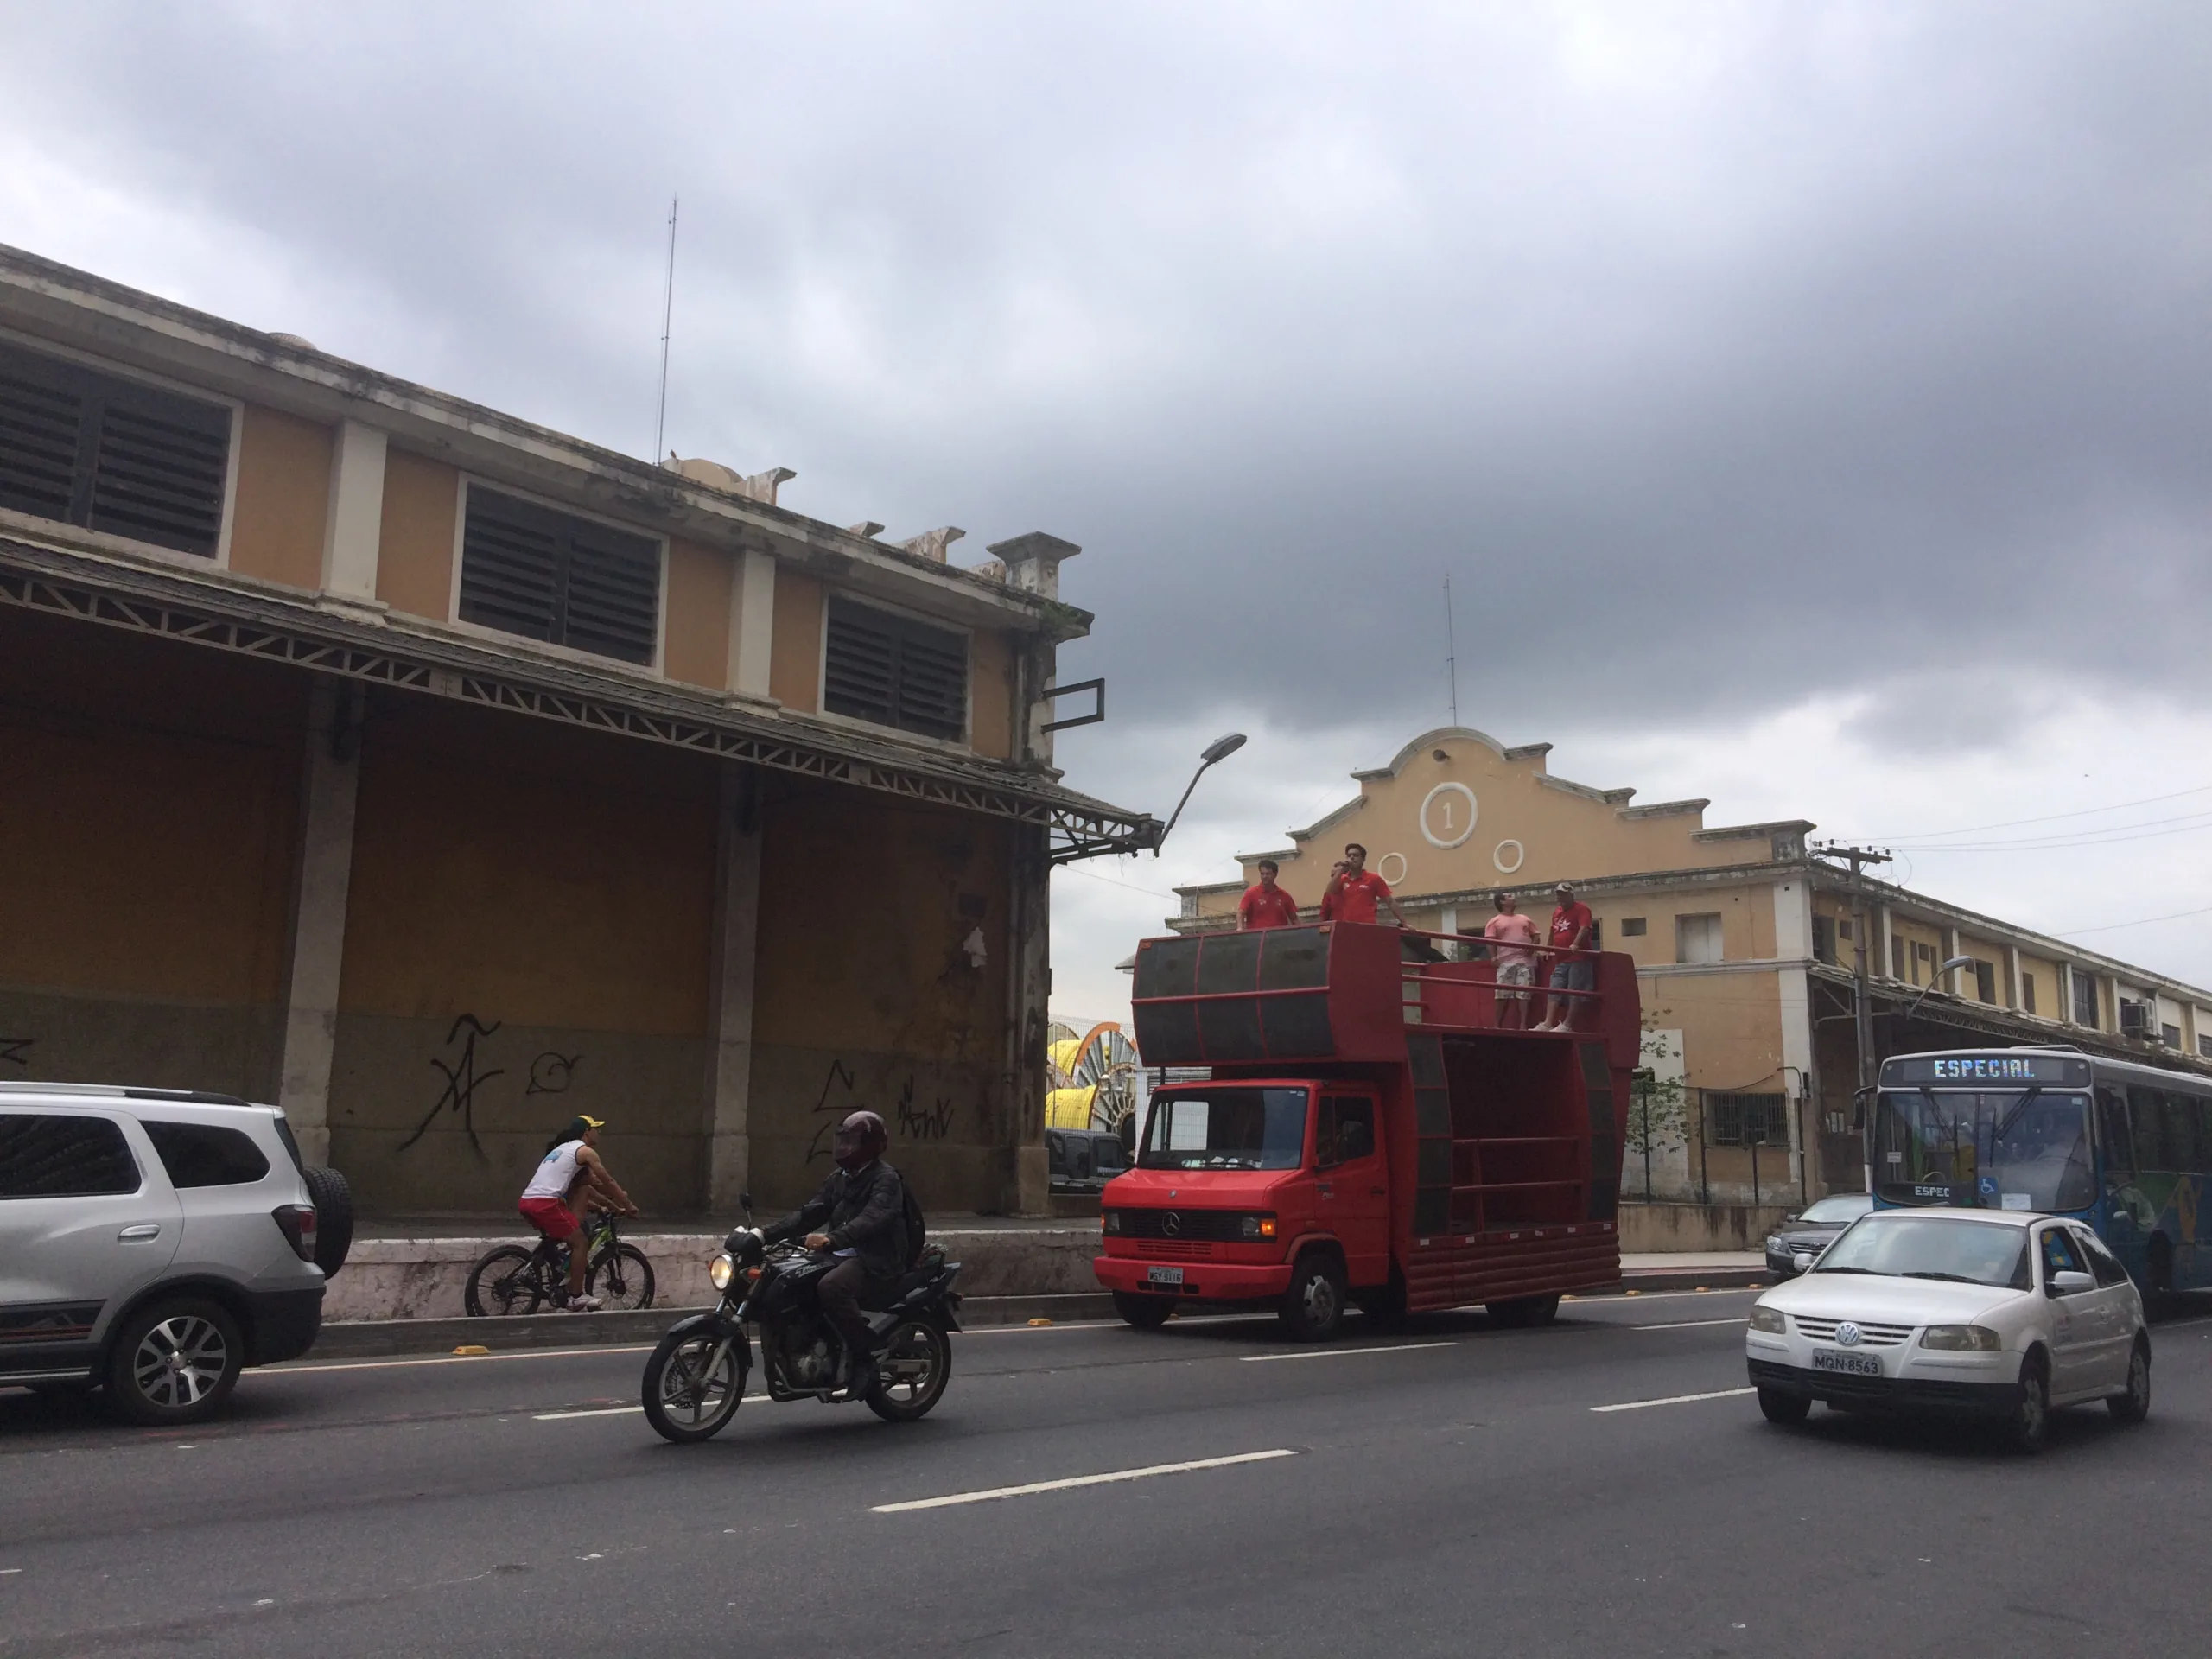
1694, 818, 1817, 842
1619, 798, 1711, 820
1536, 772, 1636, 806
0, 243, 1088, 643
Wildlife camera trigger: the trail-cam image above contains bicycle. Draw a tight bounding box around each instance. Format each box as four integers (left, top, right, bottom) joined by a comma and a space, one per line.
464, 1211, 656, 1316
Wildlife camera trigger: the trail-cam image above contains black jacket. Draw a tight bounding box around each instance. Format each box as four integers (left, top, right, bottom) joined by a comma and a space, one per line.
766, 1160, 909, 1280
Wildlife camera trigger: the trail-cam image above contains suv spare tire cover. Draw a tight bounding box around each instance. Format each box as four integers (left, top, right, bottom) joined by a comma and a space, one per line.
303, 1165, 355, 1278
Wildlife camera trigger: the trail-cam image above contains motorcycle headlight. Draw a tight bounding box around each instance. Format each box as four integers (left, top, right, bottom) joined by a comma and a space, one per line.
1747, 1306, 1788, 1334
1921, 1324, 2001, 1351
709, 1252, 738, 1293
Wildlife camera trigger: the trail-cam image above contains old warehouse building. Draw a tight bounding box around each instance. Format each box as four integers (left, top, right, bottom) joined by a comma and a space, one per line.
0, 245, 1153, 1218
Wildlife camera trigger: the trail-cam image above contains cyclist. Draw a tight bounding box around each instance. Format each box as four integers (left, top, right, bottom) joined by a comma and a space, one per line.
518, 1115, 638, 1311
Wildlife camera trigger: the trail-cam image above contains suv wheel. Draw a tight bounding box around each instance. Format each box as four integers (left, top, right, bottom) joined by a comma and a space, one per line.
105, 1299, 243, 1426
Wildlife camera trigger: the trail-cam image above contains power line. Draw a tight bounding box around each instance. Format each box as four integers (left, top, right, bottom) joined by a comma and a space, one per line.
1848, 781, 2212, 843
1886, 816, 2212, 855
2057, 902, 2212, 938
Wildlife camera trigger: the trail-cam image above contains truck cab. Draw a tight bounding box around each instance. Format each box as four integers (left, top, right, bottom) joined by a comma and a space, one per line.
1094, 921, 1640, 1339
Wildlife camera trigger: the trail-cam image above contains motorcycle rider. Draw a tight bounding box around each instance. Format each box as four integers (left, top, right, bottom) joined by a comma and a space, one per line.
763, 1110, 909, 1388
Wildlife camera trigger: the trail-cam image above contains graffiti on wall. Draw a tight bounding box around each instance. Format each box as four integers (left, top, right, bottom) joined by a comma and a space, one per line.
804, 1058, 957, 1160
0, 1036, 31, 1070
526, 1052, 583, 1096
398, 1014, 505, 1154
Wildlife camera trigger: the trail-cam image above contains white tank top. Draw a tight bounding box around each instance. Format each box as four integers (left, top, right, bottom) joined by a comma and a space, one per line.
523, 1140, 586, 1202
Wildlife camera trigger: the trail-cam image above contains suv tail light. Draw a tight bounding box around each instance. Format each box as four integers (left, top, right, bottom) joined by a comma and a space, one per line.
273, 1204, 318, 1263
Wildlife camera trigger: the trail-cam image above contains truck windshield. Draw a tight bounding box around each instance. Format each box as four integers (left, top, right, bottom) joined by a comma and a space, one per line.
1872, 1090, 2094, 1211
1140, 1089, 1308, 1171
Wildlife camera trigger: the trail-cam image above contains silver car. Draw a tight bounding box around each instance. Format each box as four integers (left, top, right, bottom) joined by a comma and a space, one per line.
1, 1084, 351, 1424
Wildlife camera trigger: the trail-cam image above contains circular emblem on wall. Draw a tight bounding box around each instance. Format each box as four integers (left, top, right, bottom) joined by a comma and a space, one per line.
1377, 851, 1408, 886
1492, 838, 1525, 874
1419, 782, 1478, 849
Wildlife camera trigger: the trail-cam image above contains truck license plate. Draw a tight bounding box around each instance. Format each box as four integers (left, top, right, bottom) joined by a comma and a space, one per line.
1146, 1267, 1185, 1287
1811, 1350, 1882, 1377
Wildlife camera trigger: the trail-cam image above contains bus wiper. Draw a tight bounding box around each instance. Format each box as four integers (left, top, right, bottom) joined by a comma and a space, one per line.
1993, 1086, 2044, 1143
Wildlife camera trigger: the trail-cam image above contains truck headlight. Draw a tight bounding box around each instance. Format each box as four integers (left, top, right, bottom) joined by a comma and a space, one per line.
1747, 1306, 1788, 1334
709, 1252, 738, 1293
1240, 1214, 1278, 1239
1921, 1324, 2001, 1351
1102, 1210, 1123, 1235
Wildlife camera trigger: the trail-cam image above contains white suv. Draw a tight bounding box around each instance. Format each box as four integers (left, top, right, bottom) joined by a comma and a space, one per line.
0, 1084, 352, 1424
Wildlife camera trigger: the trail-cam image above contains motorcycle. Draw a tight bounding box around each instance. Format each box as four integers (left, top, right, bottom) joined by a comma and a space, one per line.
640, 1193, 963, 1444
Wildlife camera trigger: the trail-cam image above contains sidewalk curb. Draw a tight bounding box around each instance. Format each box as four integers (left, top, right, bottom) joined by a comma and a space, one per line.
303, 1293, 1120, 1359
1601, 1268, 1771, 1295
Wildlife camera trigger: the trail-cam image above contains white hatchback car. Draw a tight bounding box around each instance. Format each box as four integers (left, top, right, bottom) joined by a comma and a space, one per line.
1745, 1207, 2149, 1452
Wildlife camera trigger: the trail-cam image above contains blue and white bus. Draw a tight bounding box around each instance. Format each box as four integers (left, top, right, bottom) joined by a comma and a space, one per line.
1870, 1046, 2212, 1298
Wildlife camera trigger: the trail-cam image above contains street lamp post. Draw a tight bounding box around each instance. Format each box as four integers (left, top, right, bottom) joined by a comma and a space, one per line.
1904, 954, 1977, 1028
1143, 732, 1247, 855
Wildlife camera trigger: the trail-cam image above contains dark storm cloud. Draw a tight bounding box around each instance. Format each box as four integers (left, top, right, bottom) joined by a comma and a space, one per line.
6, 2, 2208, 745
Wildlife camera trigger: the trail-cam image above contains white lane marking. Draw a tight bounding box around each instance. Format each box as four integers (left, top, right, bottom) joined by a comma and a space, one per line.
533, 1405, 644, 1421
1240, 1342, 1457, 1363
1591, 1387, 1757, 1414
271, 1344, 658, 1375
0, 1567, 21, 1575
874, 1448, 1300, 1513
1630, 1318, 1746, 1331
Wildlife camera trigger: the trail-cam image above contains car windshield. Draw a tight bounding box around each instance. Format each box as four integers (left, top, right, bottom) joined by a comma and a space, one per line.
1796, 1193, 1873, 1226
1139, 1088, 1308, 1171
1872, 1089, 2094, 1211
1813, 1215, 2031, 1289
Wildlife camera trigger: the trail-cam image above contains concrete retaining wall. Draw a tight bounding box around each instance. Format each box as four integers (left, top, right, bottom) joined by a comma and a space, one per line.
1618, 1200, 1797, 1254
325, 1224, 1104, 1323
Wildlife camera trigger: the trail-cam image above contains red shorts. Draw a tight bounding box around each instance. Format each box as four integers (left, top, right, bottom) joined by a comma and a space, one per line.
519, 1196, 582, 1243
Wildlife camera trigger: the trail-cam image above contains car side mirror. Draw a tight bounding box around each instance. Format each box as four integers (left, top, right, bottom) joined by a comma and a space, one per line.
1793, 1251, 1815, 1274
2049, 1269, 2094, 1296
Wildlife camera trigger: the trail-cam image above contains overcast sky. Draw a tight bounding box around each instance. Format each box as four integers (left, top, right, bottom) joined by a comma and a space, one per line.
5, 3, 2209, 1020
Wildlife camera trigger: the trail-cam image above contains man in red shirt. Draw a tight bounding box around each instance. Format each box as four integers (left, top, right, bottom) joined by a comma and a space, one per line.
1237, 859, 1302, 929
1536, 881, 1594, 1031
1324, 842, 1408, 929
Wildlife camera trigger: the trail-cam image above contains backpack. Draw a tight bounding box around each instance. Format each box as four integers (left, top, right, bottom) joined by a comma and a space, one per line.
900, 1179, 927, 1268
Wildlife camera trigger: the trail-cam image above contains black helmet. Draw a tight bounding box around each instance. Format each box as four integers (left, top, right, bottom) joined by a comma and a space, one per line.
834, 1109, 887, 1172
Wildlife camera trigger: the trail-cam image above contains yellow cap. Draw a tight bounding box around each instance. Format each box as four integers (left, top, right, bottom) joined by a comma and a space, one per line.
578, 1116, 607, 1130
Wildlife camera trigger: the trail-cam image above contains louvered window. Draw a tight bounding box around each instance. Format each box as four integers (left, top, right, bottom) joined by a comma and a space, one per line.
0, 340, 232, 557
823, 598, 968, 741
457, 486, 661, 666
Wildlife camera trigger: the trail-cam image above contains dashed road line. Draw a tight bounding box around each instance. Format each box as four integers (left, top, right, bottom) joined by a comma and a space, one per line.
1630, 1319, 1747, 1332
1241, 1342, 1458, 1363
874, 1449, 1300, 1512
1591, 1387, 1756, 1414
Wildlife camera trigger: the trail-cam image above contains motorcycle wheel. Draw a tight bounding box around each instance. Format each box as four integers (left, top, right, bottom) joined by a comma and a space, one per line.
641, 1328, 746, 1444
464, 1245, 543, 1318
865, 1319, 951, 1424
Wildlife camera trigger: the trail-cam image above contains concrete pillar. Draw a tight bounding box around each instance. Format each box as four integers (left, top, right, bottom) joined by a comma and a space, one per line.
1877, 906, 1896, 982
987, 532, 1081, 1214
321, 420, 388, 606
2006, 944, 2024, 1013
276, 681, 361, 1166
703, 764, 763, 1214
1774, 880, 1815, 1195
728, 550, 777, 700
1942, 926, 1962, 995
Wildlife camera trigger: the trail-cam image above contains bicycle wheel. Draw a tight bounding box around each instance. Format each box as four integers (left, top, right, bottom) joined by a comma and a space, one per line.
465, 1245, 545, 1317
591, 1243, 657, 1311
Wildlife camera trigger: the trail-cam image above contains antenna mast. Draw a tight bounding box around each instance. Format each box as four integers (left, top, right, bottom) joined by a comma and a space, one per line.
1443, 573, 1459, 724
652, 195, 679, 465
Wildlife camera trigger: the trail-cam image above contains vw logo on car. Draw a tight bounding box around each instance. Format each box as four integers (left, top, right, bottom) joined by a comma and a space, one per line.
1834, 1321, 1862, 1348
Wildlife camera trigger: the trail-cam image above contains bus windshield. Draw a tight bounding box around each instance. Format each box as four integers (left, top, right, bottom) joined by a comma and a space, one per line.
1140, 1088, 1308, 1171
1872, 1089, 2094, 1211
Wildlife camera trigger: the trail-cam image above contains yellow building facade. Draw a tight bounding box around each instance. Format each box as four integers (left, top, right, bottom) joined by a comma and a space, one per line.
1173, 727, 2212, 1205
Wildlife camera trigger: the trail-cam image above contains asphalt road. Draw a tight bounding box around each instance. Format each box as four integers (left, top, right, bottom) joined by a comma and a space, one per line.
3, 1289, 2209, 1657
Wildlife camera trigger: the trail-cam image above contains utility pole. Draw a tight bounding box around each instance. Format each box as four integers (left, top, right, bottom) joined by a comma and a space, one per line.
1815, 841, 1891, 1192
1443, 574, 1459, 725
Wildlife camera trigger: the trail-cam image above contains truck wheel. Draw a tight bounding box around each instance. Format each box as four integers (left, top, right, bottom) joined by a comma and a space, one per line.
1112, 1292, 1175, 1330
1280, 1254, 1346, 1342
1485, 1292, 1561, 1328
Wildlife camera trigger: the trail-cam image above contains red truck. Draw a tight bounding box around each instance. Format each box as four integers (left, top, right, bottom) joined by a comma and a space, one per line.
1093, 921, 1640, 1338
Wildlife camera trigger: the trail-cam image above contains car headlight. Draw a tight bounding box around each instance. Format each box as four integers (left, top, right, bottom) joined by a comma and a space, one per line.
709, 1252, 737, 1293
1240, 1214, 1279, 1240
1764, 1236, 1783, 1253
1747, 1306, 1788, 1334
1921, 1324, 2001, 1351
1102, 1210, 1123, 1235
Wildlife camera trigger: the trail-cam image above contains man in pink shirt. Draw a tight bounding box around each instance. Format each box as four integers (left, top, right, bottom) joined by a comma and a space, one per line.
1481, 889, 1540, 1030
